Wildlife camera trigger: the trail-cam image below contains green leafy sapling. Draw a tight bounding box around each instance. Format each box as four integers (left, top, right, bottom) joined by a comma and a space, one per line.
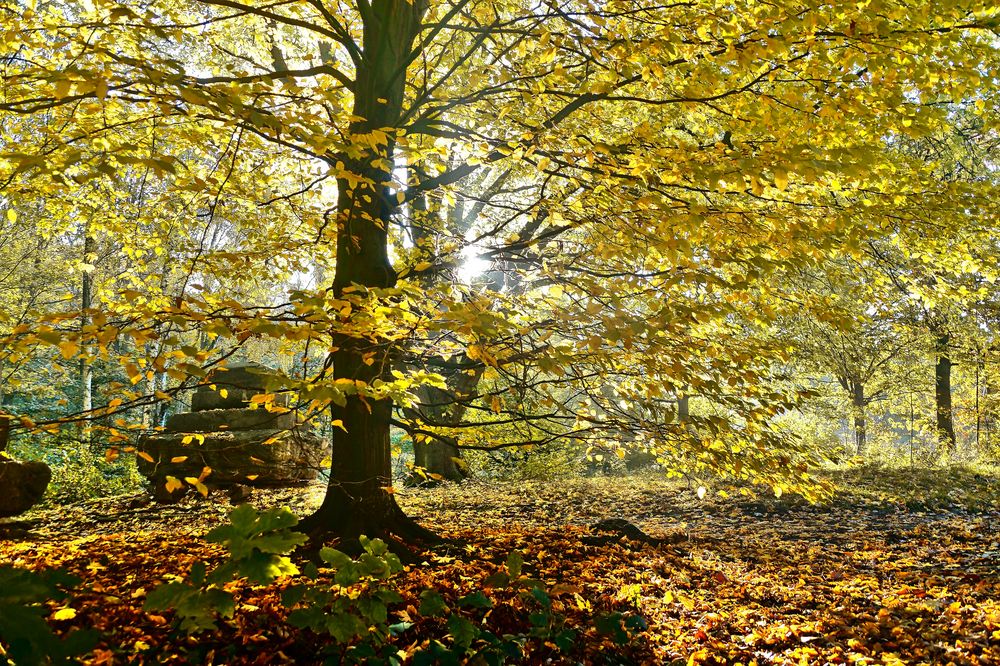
144, 504, 306, 633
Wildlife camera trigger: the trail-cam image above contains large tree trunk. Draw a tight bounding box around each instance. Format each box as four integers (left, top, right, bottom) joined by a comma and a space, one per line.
299, 0, 431, 546
851, 381, 866, 456
934, 331, 956, 452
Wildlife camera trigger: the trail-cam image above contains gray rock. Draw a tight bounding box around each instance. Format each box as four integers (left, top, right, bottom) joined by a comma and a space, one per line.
0, 460, 51, 517
141, 362, 328, 502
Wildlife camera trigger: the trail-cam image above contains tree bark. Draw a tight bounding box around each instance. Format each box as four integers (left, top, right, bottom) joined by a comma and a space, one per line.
0, 414, 9, 454
299, 0, 432, 546
934, 331, 956, 452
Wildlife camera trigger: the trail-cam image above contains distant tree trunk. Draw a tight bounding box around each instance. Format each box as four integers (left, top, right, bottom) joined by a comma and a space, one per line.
0, 414, 9, 453
851, 381, 866, 456
934, 331, 956, 452
975, 350, 982, 453
677, 392, 690, 423
80, 233, 95, 439
406, 360, 482, 482
299, 0, 433, 546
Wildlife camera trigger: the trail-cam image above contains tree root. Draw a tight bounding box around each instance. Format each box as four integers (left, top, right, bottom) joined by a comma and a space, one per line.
294, 507, 442, 565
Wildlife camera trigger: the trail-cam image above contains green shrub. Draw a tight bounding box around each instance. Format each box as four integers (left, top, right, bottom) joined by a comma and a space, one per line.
9, 432, 143, 504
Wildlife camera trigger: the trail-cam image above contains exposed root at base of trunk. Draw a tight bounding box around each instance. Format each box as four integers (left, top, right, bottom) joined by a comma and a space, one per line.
294, 505, 441, 564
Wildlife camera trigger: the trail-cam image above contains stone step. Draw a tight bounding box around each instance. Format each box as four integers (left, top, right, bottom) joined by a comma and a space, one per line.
166, 408, 296, 433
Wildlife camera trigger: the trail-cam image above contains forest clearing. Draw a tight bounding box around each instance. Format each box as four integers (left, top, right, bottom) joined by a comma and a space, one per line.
3, 0, 1000, 663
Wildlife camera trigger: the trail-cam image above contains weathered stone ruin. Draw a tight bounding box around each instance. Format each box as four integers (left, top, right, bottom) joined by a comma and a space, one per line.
137, 362, 328, 501
0, 415, 51, 517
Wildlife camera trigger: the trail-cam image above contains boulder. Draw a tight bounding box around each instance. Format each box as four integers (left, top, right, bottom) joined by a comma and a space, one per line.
0, 459, 51, 517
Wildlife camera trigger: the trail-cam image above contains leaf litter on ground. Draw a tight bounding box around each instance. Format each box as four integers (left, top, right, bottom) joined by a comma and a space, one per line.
1, 464, 998, 664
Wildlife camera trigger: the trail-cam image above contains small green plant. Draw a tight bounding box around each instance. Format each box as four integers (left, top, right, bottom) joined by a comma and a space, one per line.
146, 507, 645, 664
413, 551, 585, 664
594, 611, 648, 646
0, 566, 98, 666
281, 536, 407, 664
144, 504, 306, 632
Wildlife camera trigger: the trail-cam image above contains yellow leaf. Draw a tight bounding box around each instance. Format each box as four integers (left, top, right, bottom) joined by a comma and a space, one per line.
331, 419, 347, 432
245, 474, 259, 481
94, 77, 108, 99
105, 448, 119, 463
164, 476, 184, 493
5, 209, 15, 223
219, 388, 228, 399
773, 167, 788, 191
54, 78, 72, 99
58, 340, 79, 360
198, 466, 212, 481
185, 478, 209, 496
137, 451, 154, 463
414, 261, 432, 272
52, 608, 77, 621
170, 456, 188, 463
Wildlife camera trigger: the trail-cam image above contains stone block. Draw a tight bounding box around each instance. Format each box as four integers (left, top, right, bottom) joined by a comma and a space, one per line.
138, 429, 328, 489
191, 362, 289, 412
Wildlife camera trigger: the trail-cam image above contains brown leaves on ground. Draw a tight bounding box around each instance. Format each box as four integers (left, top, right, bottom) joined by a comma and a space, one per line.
2, 466, 999, 664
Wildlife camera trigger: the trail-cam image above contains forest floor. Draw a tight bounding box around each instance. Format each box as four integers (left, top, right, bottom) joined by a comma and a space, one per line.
2, 465, 999, 665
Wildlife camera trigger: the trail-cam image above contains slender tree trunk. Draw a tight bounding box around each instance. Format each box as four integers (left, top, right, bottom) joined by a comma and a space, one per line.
300, 0, 432, 545
677, 392, 690, 423
851, 381, 866, 456
80, 234, 95, 441
976, 352, 982, 453
934, 331, 956, 452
